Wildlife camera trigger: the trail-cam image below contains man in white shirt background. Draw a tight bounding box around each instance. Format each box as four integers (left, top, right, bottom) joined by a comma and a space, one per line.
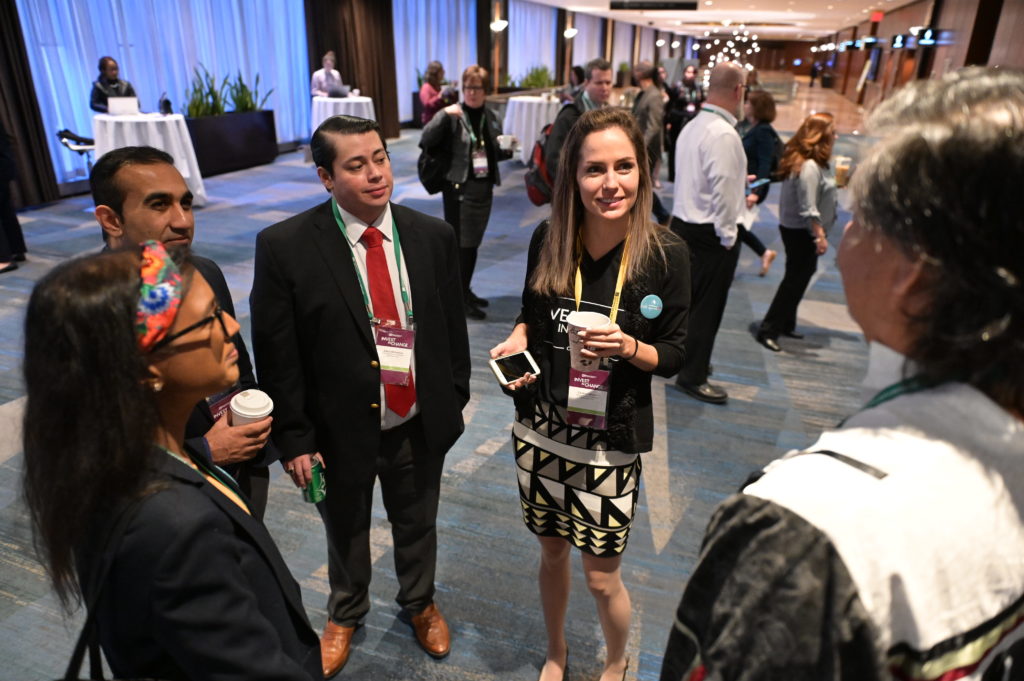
670, 62, 749, 404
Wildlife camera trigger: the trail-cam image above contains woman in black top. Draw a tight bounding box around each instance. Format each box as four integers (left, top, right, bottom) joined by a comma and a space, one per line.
421, 64, 512, 320
22, 243, 321, 680
736, 89, 780, 276
491, 108, 689, 681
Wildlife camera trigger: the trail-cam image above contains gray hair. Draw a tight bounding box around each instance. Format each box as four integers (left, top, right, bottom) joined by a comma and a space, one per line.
850, 67, 1024, 410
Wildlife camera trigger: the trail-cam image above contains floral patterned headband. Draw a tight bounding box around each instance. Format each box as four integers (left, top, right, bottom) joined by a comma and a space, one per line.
134, 241, 183, 352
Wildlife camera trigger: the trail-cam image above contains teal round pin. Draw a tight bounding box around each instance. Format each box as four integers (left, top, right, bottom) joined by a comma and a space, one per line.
640, 294, 663, 319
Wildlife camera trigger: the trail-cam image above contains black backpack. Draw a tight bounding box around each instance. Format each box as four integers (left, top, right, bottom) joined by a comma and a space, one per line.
417, 146, 448, 195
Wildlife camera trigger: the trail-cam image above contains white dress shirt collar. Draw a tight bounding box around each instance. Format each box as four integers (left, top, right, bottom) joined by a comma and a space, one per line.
700, 102, 738, 127
336, 201, 393, 247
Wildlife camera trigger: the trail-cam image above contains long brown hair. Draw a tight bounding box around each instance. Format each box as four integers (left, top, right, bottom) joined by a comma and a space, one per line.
776, 112, 835, 179
22, 247, 190, 608
530, 108, 669, 295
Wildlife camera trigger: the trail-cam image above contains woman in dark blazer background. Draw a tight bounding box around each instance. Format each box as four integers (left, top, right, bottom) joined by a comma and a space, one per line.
22, 243, 322, 681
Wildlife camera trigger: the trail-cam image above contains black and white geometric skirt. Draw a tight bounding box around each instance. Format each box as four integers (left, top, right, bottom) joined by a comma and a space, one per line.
512, 400, 642, 557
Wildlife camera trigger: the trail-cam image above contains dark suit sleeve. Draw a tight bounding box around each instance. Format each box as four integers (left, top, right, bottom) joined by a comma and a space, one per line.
544, 105, 578, 182
440, 224, 471, 410
250, 231, 319, 460
90, 82, 106, 113
138, 500, 318, 681
125, 80, 137, 98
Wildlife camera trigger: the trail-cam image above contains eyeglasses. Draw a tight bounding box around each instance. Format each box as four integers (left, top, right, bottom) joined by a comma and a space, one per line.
150, 303, 229, 352
463, 85, 484, 92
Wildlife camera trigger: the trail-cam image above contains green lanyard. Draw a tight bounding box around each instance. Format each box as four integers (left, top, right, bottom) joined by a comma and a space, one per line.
861, 376, 930, 411
573, 236, 629, 325
458, 109, 485, 148
703, 105, 734, 126
158, 445, 252, 512
332, 199, 414, 326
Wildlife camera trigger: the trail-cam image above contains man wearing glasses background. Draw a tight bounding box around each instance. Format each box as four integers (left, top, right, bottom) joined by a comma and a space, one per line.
90, 146, 276, 518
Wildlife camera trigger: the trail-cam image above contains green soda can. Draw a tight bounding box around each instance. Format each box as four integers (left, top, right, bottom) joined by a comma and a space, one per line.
303, 459, 327, 503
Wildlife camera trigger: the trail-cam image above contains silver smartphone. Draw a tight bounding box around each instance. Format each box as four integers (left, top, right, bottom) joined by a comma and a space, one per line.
488, 350, 541, 386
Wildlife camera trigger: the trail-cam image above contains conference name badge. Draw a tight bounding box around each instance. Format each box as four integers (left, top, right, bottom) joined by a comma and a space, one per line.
375, 326, 415, 386
640, 294, 663, 319
472, 148, 488, 178
567, 368, 610, 430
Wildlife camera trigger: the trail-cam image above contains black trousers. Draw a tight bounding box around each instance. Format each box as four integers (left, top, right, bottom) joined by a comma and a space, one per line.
319, 416, 444, 625
0, 182, 26, 261
759, 226, 818, 338
738, 224, 767, 257
670, 219, 741, 386
236, 464, 270, 521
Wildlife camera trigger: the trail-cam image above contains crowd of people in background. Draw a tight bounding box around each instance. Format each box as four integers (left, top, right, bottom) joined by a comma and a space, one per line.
11, 37, 1024, 681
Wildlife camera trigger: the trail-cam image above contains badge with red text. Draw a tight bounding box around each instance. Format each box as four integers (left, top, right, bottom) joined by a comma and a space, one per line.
567, 368, 610, 430
375, 326, 415, 386
207, 386, 242, 421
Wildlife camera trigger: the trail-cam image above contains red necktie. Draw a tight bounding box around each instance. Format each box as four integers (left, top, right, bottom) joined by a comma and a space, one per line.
360, 226, 416, 416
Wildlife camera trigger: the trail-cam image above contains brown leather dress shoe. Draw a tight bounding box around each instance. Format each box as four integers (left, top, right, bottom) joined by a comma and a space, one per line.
321, 621, 356, 678
406, 602, 451, 658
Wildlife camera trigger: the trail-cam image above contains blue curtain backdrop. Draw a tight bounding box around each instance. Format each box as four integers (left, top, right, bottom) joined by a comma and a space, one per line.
392, 0, 476, 123
612, 22, 633, 70
572, 13, 603, 69
16, 0, 309, 184
507, 0, 557, 85
639, 26, 656, 63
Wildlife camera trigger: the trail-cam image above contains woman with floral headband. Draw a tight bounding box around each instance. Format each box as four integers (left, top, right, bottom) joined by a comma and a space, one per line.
21, 243, 322, 680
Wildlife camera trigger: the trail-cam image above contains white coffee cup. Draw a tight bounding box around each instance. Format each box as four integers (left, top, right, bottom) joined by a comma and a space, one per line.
352, 88, 361, 97
497, 134, 514, 150
566, 310, 612, 371
230, 389, 274, 426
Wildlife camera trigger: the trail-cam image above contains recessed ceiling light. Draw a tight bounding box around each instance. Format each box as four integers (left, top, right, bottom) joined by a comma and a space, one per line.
704, 0, 712, 5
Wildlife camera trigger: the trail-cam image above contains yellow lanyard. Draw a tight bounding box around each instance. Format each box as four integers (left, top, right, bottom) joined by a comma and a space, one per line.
161, 447, 251, 515
574, 236, 629, 324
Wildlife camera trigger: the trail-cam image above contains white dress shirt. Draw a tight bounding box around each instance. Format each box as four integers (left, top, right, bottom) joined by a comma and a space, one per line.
671, 103, 747, 248
311, 68, 344, 96
337, 201, 418, 429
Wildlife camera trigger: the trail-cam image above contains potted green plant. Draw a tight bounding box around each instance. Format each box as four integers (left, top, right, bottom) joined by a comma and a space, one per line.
183, 65, 278, 177
518, 65, 553, 90
616, 61, 631, 88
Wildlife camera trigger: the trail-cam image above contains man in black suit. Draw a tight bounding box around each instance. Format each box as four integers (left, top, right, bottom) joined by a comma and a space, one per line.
250, 115, 470, 678
91, 146, 276, 517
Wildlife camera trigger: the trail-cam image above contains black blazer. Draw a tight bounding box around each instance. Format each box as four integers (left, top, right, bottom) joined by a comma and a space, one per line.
78, 453, 322, 681
249, 200, 470, 483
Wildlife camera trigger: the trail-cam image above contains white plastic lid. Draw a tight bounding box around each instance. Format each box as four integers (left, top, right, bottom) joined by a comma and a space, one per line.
230, 389, 274, 418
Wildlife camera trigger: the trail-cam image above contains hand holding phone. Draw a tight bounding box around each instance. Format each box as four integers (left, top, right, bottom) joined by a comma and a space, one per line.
489, 350, 541, 388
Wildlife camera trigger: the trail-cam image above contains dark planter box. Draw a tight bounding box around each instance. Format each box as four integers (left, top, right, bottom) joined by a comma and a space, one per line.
412, 92, 424, 128
185, 110, 277, 177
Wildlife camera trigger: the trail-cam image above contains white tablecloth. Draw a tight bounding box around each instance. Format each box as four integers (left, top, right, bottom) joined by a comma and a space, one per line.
92, 113, 207, 207
502, 96, 562, 164
311, 96, 377, 134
